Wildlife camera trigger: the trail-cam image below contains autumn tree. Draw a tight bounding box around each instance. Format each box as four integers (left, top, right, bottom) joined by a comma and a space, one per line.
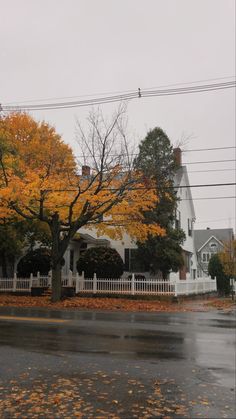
219, 240, 236, 279
134, 128, 185, 279
0, 110, 164, 301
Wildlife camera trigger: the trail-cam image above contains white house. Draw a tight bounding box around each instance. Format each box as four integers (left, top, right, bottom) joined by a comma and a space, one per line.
194, 228, 234, 277
63, 148, 198, 280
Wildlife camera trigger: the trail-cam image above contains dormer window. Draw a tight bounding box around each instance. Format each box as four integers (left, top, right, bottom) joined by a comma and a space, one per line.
210, 242, 217, 252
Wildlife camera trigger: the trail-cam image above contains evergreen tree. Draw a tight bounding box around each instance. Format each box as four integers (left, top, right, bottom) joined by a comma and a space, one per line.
135, 127, 185, 279
208, 254, 231, 296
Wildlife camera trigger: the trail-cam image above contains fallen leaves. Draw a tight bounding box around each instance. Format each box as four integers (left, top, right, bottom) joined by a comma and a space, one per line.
0, 294, 209, 312
0, 368, 235, 419
205, 297, 236, 311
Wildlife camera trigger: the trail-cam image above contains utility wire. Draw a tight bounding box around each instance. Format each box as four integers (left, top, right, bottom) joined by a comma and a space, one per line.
74, 146, 236, 159
195, 217, 236, 224
182, 196, 236, 201
188, 169, 235, 173
182, 159, 236, 165
183, 146, 236, 152
3, 75, 234, 105
1, 80, 235, 112
39, 182, 236, 193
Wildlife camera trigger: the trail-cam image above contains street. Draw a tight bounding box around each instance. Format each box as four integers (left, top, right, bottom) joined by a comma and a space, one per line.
0, 306, 235, 418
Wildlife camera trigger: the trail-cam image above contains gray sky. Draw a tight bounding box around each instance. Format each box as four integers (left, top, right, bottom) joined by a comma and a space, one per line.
1, 0, 235, 232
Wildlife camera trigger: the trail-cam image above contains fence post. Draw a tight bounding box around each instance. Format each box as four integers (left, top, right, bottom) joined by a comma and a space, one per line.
93, 273, 97, 294
68, 270, 73, 287
13, 273, 17, 292
35, 271, 40, 287
131, 273, 135, 295
174, 279, 178, 297
81, 271, 85, 291
48, 270, 52, 288
75, 272, 79, 293
29, 273, 33, 291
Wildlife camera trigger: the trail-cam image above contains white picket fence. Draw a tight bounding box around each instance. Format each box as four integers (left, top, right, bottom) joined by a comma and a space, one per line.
0, 271, 217, 297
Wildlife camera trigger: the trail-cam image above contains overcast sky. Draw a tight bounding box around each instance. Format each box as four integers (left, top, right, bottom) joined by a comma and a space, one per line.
1, 0, 235, 232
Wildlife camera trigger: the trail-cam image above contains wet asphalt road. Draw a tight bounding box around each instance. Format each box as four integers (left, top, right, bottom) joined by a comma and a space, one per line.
0, 307, 235, 418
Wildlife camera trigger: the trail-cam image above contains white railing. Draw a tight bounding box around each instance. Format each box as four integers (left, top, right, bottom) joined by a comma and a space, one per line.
0, 272, 50, 293
174, 278, 217, 296
0, 271, 217, 296
75, 277, 175, 295
75, 273, 217, 296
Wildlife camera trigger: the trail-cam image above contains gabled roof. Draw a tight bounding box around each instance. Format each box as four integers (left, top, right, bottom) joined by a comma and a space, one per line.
194, 228, 234, 252
197, 235, 224, 252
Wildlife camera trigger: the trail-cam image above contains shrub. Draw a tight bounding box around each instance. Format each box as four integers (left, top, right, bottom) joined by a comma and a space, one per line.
208, 254, 231, 296
76, 246, 124, 278
17, 248, 51, 278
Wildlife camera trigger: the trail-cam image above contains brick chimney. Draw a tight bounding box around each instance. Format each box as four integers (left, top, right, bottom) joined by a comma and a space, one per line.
173, 147, 182, 167
82, 165, 90, 176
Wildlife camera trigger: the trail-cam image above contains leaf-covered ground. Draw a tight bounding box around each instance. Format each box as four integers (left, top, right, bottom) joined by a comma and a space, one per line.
204, 297, 236, 310
1, 363, 234, 418
0, 294, 235, 312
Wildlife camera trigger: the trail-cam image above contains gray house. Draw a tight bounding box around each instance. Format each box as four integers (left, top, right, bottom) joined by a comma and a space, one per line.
194, 228, 234, 277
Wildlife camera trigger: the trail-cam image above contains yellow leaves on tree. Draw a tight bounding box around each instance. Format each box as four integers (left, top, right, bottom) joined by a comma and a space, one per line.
1, 113, 162, 237
219, 240, 236, 278
0, 112, 164, 301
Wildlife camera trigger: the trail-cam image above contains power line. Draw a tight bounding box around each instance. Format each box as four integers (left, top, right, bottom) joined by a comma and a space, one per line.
183, 196, 236, 201
178, 182, 236, 189
183, 146, 236, 152
74, 147, 236, 159
141, 76, 236, 91
40, 182, 236, 193
1, 80, 235, 112
3, 75, 234, 105
195, 217, 236, 224
182, 159, 236, 165
188, 169, 235, 174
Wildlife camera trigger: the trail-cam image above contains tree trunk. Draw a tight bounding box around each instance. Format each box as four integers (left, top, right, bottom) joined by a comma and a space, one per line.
50, 213, 75, 302
50, 213, 63, 302
51, 263, 62, 302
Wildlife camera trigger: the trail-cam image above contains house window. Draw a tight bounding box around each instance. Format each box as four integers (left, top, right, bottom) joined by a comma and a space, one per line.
202, 253, 210, 262
188, 219, 192, 236
124, 249, 145, 272
175, 210, 181, 229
